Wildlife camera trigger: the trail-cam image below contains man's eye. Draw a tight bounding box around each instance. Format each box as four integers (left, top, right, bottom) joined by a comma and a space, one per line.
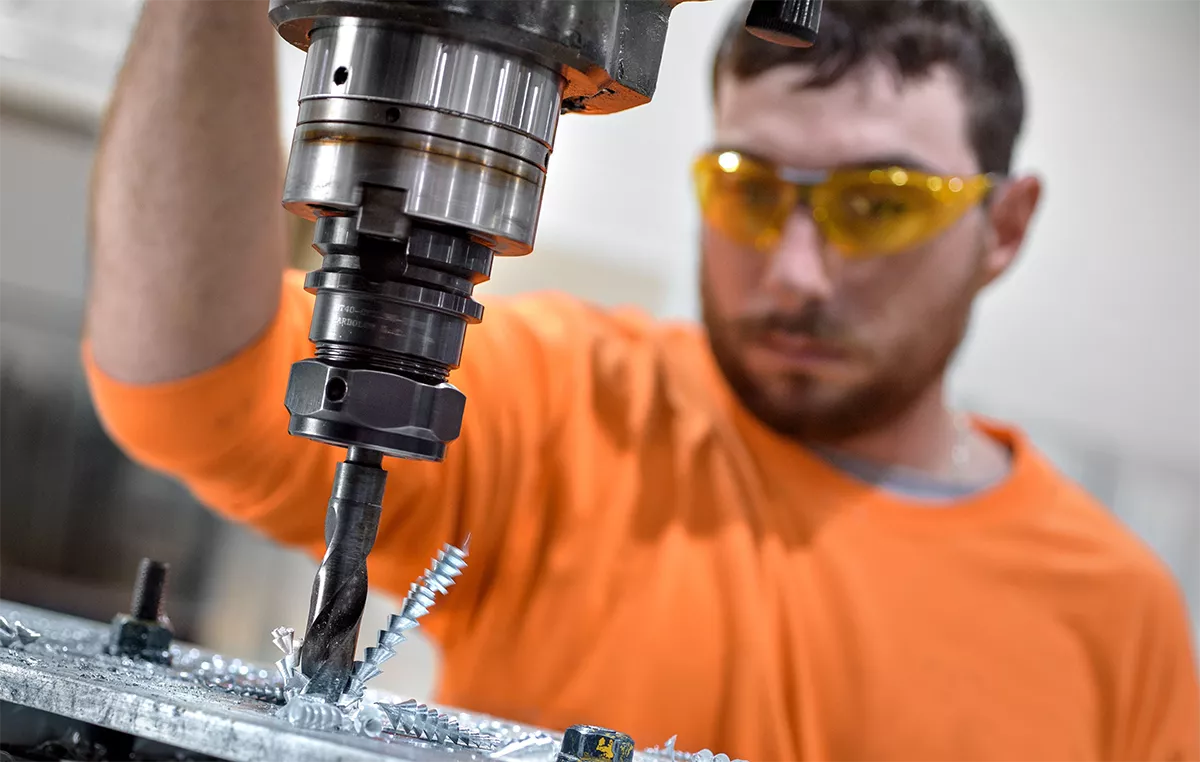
739, 180, 780, 206
847, 194, 908, 218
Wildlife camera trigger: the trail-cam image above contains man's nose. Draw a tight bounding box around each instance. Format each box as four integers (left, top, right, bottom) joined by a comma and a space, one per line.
763, 209, 835, 304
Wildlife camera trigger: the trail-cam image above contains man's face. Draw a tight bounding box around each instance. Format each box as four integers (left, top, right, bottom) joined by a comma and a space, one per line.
702, 63, 1033, 442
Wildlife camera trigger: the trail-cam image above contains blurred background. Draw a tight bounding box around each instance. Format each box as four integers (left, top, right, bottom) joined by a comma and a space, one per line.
1, 0, 1197, 701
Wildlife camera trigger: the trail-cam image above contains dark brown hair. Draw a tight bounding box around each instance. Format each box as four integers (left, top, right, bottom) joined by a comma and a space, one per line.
712, 0, 1025, 174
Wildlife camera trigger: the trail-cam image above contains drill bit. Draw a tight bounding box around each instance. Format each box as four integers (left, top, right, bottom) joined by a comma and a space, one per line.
298, 446, 386, 702
341, 540, 469, 702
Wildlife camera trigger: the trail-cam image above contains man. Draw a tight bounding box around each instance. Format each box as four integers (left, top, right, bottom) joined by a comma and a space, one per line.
85, 0, 1198, 759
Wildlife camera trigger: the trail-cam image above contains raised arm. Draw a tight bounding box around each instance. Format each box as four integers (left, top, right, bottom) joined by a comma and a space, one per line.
87, 0, 286, 383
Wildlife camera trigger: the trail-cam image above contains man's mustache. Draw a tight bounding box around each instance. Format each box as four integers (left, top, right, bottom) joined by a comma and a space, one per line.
733, 304, 845, 342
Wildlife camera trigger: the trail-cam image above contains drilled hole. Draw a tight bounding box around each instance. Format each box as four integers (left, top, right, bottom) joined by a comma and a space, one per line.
333, 66, 349, 86
384, 107, 400, 123
325, 377, 347, 402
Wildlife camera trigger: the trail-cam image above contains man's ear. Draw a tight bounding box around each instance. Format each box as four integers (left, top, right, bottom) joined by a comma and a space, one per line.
981, 175, 1042, 285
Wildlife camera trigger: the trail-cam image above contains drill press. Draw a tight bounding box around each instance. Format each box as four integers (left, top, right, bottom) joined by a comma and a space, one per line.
269, 0, 822, 705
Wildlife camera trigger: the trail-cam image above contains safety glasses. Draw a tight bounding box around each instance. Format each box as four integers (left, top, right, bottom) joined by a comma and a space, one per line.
693, 149, 996, 258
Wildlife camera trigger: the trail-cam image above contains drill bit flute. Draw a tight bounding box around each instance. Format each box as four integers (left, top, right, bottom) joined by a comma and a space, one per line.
298, 446, 386, 702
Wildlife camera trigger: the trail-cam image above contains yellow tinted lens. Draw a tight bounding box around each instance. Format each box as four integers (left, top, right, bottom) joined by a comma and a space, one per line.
694, 152, 796, 250
815, 168, 990, 257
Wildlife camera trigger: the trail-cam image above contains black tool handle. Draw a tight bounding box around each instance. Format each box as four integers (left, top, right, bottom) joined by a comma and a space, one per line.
745, 0, 822, 48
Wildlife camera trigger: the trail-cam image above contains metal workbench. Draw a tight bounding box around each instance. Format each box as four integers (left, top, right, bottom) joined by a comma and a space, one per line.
0, 601, 570, 762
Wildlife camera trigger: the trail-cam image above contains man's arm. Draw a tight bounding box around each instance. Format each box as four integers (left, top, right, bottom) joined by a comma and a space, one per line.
87, 0, 286, 383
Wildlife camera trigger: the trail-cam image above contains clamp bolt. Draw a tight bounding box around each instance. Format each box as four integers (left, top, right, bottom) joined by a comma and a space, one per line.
557, 725, 635, 762
107, 558, 174, 664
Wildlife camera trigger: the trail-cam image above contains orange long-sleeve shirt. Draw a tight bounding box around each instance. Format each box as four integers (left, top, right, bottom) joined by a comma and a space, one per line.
85, 271, 1199, 761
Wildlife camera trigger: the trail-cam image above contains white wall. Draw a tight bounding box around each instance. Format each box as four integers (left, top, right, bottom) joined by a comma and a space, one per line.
0, 115, 93, 302
953, 0, 1200, 472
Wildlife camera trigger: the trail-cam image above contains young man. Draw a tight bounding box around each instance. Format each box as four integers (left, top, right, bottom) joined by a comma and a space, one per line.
85, 0, 1198, 759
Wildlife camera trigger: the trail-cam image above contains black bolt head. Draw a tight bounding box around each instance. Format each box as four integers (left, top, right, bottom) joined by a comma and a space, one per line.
557, 725, 635, 762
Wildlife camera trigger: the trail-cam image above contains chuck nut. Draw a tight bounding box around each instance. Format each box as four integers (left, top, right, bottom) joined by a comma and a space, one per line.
557, 725, 635, 762
107, 558, 174, 665
285, 359, 466, 457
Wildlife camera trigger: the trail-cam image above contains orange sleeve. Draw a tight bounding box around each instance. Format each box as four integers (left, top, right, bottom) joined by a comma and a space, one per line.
1113, 565, 1200, 762
83, 270, 581, 607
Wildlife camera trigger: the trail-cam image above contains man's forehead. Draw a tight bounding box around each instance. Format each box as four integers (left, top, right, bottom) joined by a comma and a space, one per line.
713, 62, 978, 175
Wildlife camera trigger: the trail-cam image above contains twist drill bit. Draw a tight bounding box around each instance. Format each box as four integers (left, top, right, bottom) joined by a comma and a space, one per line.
342, 540, 469, 702
298, 446, 386, 702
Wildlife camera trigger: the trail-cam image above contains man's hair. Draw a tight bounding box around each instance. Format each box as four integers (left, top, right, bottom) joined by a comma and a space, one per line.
712, 0, 1026, 175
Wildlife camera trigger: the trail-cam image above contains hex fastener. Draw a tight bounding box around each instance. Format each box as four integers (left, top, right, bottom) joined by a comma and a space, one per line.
557, 725, 635, 762
107, 558, 174, 665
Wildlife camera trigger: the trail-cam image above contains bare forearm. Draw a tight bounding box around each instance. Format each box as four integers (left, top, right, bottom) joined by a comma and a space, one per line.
88, 0, 287, 383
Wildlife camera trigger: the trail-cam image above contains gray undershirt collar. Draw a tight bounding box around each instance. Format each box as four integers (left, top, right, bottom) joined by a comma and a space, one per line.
809, 445, 1012, 502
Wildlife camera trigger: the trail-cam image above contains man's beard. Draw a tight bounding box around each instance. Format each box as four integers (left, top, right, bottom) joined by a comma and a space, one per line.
700, 279, 975, 445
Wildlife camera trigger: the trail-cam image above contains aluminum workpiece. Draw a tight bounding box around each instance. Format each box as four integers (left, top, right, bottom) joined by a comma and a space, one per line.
0, 601, 552, 761
0, 601, 737, 761
267, 0, 822, 707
